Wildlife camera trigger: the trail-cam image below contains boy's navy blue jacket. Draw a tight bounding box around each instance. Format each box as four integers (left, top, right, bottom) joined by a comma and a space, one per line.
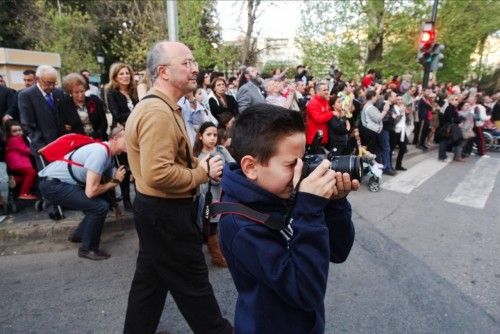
218, 163, 355, 334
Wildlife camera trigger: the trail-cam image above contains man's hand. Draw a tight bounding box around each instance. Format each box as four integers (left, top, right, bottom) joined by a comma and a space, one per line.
199, 154, 223, 182
114, 165, 127, 182
331, 172, 360, 199
2, 115, 12, 123
293, 159, 336, 199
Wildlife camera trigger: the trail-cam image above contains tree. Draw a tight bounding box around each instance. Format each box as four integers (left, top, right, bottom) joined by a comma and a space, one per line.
0, 0, 43, 49
240, 0, 261, 65
178, 0, 222, 69
298, 0, 430, 80
28, 1, 99, 75
437, 0, 500, 83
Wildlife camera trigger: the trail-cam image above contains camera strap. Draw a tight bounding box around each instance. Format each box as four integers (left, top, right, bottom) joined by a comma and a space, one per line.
201, 159, 213, 237
210, 202, 286, 231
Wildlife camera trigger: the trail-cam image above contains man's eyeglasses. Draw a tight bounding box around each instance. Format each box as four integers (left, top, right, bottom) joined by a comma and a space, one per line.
40, 79, 57, 86
159, 59, 199, 70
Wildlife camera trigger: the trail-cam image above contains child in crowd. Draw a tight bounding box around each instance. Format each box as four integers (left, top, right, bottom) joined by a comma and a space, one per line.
218, 104, 358, 333
193, 122, 235, 267
4, 121, 38, 200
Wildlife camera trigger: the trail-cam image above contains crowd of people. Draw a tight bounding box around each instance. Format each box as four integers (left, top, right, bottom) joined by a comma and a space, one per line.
0, 53, 498, 243
1, 39, 499, 333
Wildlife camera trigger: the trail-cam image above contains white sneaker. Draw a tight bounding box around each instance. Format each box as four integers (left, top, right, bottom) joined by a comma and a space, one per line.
480, 154, 490, 158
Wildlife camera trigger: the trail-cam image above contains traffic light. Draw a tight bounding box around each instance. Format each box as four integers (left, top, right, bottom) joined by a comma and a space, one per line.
417, 21, 436, 65
429, 43, 445, 72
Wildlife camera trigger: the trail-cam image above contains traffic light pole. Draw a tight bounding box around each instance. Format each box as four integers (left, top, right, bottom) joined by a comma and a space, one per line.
423, 0, 439, 88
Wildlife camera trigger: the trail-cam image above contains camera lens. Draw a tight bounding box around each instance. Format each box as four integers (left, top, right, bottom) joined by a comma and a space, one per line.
302, 154, 363, 181
329, 155, 363, 181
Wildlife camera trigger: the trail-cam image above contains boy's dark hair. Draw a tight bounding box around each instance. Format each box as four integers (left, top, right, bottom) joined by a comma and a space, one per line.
231, 103, 305, 166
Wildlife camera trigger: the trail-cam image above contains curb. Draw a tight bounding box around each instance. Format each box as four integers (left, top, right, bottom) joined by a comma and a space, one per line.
0, 212, 135, 246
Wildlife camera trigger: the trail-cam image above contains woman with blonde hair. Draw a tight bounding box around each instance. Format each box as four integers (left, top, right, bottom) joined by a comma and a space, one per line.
105, 62, 138, 127
105, 62, 137, 211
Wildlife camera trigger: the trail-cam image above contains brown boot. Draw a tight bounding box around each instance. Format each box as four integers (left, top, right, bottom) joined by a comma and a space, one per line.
207, 234, 228, 267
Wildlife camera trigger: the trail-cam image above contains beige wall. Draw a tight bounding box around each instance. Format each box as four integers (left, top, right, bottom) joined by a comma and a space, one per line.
0, 48, 61, 91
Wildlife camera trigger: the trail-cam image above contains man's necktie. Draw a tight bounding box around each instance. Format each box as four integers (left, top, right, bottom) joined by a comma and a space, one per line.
46, 93, 55, 109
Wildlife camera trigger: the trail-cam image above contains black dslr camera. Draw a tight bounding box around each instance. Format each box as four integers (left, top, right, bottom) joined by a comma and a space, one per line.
302, 131, 363, 181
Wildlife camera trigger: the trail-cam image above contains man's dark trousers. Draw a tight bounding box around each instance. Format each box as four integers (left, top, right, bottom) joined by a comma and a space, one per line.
418, 119, 431, 147
124, 192, 232, 334
39, 179, 109, 250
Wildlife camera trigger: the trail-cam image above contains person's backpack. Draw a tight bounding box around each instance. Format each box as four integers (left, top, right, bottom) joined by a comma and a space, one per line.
38, 133, 110, 185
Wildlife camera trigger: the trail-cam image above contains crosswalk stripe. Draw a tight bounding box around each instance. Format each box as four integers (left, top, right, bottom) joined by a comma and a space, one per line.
444, 157, 500, 209
381, 158, 449, 194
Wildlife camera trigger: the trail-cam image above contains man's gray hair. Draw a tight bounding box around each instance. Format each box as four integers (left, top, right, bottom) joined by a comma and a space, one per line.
110, 124, 125, 138
36, 65, 57, 78
315, 81, 327, 93
147, 41, 169, 83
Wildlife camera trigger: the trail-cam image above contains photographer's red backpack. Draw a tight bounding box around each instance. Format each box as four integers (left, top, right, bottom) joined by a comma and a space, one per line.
38, 133, 110, 168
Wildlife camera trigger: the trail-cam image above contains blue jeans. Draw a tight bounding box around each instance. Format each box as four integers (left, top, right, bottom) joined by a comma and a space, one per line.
39, 179, 109, 251
377, 130, 392, 171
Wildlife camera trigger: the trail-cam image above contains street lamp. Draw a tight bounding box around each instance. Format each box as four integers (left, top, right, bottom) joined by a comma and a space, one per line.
96, 50, 105, 92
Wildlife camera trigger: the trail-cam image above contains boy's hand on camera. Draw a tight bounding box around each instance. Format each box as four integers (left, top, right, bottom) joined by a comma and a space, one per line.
295, 159, 336, 199
331, 172, 360, 199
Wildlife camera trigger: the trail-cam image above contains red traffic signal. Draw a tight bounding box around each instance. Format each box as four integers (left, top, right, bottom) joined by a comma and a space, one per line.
419, 21, 436, 53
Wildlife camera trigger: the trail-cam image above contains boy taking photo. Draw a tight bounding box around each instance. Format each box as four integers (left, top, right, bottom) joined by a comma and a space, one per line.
218, 103, 358, 334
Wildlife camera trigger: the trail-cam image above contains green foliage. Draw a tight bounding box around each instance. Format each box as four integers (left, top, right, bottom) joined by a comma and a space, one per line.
0, 0, 42, 48
438, 0, 500, 83
298, 0, 499, 83
32, 1, 99, 75
178, 0, 221, 70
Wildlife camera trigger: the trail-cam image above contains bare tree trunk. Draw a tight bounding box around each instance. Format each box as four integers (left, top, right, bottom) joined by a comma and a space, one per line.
241, 0, 260, 65
476, 35, 487, 81
365, 0, 385, 65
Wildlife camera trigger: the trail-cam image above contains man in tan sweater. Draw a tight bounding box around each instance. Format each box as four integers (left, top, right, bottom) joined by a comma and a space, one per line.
124, 41, 232, 334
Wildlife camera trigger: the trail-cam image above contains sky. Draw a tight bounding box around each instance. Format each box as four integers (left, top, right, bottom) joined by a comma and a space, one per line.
216, 0, 302, 41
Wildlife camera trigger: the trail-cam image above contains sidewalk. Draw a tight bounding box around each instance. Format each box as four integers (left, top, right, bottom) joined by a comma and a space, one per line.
0, 200, 134, 251
0, 143, 435, 251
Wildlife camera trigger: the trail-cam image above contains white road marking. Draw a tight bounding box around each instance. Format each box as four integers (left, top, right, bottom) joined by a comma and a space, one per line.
445, 157, 500, 209
381, 158, 449, 194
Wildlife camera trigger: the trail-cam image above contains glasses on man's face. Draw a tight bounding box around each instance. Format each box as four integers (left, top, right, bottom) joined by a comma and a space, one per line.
41, 79, 57, 86
159, 59, 199, 71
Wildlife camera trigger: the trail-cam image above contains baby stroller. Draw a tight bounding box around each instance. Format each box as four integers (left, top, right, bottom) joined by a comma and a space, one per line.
353, 128, 382, 192
359, 149, 383, 192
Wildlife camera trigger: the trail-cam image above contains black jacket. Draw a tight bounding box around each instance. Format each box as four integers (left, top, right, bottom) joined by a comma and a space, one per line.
0, 86, 19, 120
106, 89, 137, 126
18, 85, 64, 151
208, 94, 238, 121
60, 94, 108, 140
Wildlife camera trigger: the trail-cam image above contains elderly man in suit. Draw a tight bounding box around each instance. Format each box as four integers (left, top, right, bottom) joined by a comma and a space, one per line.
236, 66, 265, 113
18, 65, 64, 168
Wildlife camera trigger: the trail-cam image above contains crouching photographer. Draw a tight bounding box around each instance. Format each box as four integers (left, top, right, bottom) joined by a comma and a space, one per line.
216, 104, 358, 334
38, 126, 127, 260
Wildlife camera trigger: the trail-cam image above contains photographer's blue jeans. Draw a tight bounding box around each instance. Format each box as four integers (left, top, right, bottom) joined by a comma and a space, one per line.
39, 179, 109, 251
377, 130, 392, 171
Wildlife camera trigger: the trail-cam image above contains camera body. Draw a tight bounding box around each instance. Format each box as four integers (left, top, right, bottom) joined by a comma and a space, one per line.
302, 154, 363, 181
